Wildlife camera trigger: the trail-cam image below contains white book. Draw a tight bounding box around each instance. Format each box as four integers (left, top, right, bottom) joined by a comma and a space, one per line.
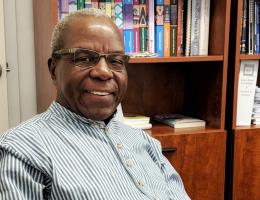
199, 0, 210, 55
185, 0, 192, 56
148, 0, 155, 53
236, 60, 259, 126
190, 0, 201, 56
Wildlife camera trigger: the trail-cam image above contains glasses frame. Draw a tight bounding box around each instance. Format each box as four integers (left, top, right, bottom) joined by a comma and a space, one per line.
52, 48, 130, 72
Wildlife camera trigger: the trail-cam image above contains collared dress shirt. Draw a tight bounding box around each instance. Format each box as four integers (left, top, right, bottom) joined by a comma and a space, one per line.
0, 101, 190, 200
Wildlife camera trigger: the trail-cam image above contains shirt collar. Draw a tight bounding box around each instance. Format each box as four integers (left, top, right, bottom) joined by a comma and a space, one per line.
48, 101, 117, 127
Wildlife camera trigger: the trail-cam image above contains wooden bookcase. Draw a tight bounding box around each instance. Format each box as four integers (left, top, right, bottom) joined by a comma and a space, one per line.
32, 0, 231, 199
227, 0, 260, 200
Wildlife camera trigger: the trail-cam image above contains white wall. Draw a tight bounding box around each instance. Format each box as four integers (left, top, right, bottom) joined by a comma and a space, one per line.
0, 0, 9, 132
4, 0, 37, 128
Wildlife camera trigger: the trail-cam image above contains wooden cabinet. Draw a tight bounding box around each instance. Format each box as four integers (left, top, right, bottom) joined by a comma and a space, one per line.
150, 126, 226, 200
227, 0, 260, 199
233, 128, 260, 200
33, 0, 231, 199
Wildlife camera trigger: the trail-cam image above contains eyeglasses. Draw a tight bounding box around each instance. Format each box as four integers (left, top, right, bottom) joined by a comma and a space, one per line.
52, 48, 130, 72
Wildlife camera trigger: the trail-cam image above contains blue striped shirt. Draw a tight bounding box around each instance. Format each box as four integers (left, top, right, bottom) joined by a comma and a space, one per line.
0, 102, 190, 200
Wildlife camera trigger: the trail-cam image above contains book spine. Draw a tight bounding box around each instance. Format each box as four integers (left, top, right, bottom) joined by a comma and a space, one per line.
240, 0, 247, 54
176, 0, 183, 56
124, 30, 134, 53
190, 0, 201, 56
105, 0, 112, 17
248, 0, 254, 54
133, 0, 140, 52
185, 0, 191, 56
77, 0, 85, 9
255, 0, 260, 54
60, 0, 69, 19
123, 0, 134, 53
98, 0, 106, 12
198, 0, 210, 55
148, 0, 155, 53
170, 0, 177, 56
113, 0, 123, 33
84, 0, 92, 8
236, 60, 259, 126
91, 0, 99, 9
164, 0, 171, 56
139, 0, 148, 52
155, 0, 164, 56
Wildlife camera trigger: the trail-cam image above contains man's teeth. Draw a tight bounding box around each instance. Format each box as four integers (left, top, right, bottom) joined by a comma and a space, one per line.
89, 91, 110, 96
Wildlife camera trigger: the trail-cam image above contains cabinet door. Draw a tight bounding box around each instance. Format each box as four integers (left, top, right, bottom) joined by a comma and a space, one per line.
155, 132, 226, 200
233, 129, 260, 200
0, 0, 9, 132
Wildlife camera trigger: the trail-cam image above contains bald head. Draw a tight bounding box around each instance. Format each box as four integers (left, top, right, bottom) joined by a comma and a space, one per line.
51, 8, 122, 54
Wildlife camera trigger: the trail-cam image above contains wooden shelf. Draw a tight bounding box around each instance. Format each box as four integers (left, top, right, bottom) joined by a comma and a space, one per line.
239, 54, 260, 60
129, 55, 224, 63
146, 124, 225, 137
234, 125, 260, 131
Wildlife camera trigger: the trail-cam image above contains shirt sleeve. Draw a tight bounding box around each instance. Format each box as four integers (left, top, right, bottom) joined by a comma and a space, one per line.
0, 148, 49, 200
160, 156, 191, 200
141, 131, 191, 200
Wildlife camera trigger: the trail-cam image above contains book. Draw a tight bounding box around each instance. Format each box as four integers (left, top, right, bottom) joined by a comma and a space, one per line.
84, 0, 92, 8
176, 0, 183, 56
198, 0, 210, 55
105, 0, 112, 17
91, 0, 99, 9
133, 0, 140, 52
154, 114, 206, 128
123, 0, 134, 53
77, 0, 85, 9
255, 0, 260, 54
190, 0, 201, 56
139, 0, 148, 52
68, 0, 77, 12
113, 0, 123, 33
248, 0, 255, 54
240, 0, 247, 54
164, 0, 171, 56
148, 0, 155, 53
155, 0, 164, 56
124, 115, 152, 129
185, 0, 191, 56
60, 0, 69, 19
124, 115, 150, 124
236, 60, 259, 126
170, 0, 178, 56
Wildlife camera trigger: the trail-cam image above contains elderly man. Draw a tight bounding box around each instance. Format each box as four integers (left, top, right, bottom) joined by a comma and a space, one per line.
0, 8, 190, 200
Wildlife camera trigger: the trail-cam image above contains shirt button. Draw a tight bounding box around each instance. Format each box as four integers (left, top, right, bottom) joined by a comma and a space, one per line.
126, 159, 133, 168
138, 180, 145, 187
116, 143, 123, 149
152, 192, 157, 200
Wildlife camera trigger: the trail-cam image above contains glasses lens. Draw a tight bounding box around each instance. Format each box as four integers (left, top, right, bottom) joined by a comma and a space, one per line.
74, 49, 99, 68
107, 54, 129, 71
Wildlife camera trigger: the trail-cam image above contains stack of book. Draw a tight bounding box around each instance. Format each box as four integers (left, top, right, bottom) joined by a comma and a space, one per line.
252, 86, 260, 125
153, 114, 205, 128
240, 0, 260, 54
57, 0, 211, 56
123, 115, 152, 129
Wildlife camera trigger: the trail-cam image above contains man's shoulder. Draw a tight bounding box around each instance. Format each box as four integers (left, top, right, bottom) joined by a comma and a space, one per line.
0, 112, 51, 146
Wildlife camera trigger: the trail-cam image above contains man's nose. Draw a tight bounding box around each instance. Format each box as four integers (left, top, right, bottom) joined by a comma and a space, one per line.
89, 57, 113, 80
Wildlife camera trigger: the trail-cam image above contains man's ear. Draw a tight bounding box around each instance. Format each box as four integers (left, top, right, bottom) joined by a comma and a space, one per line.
48, 57, 57, 81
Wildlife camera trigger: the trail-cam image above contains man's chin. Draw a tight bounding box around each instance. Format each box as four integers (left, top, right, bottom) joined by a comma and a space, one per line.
81, 109, 115, 121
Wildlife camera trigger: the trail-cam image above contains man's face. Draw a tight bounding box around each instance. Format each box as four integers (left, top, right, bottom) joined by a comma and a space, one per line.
51, 16, 128, 121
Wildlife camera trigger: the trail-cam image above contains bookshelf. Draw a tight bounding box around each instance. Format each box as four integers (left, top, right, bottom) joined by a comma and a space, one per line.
227, 0, 260, 199
32, 0, 231, 199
